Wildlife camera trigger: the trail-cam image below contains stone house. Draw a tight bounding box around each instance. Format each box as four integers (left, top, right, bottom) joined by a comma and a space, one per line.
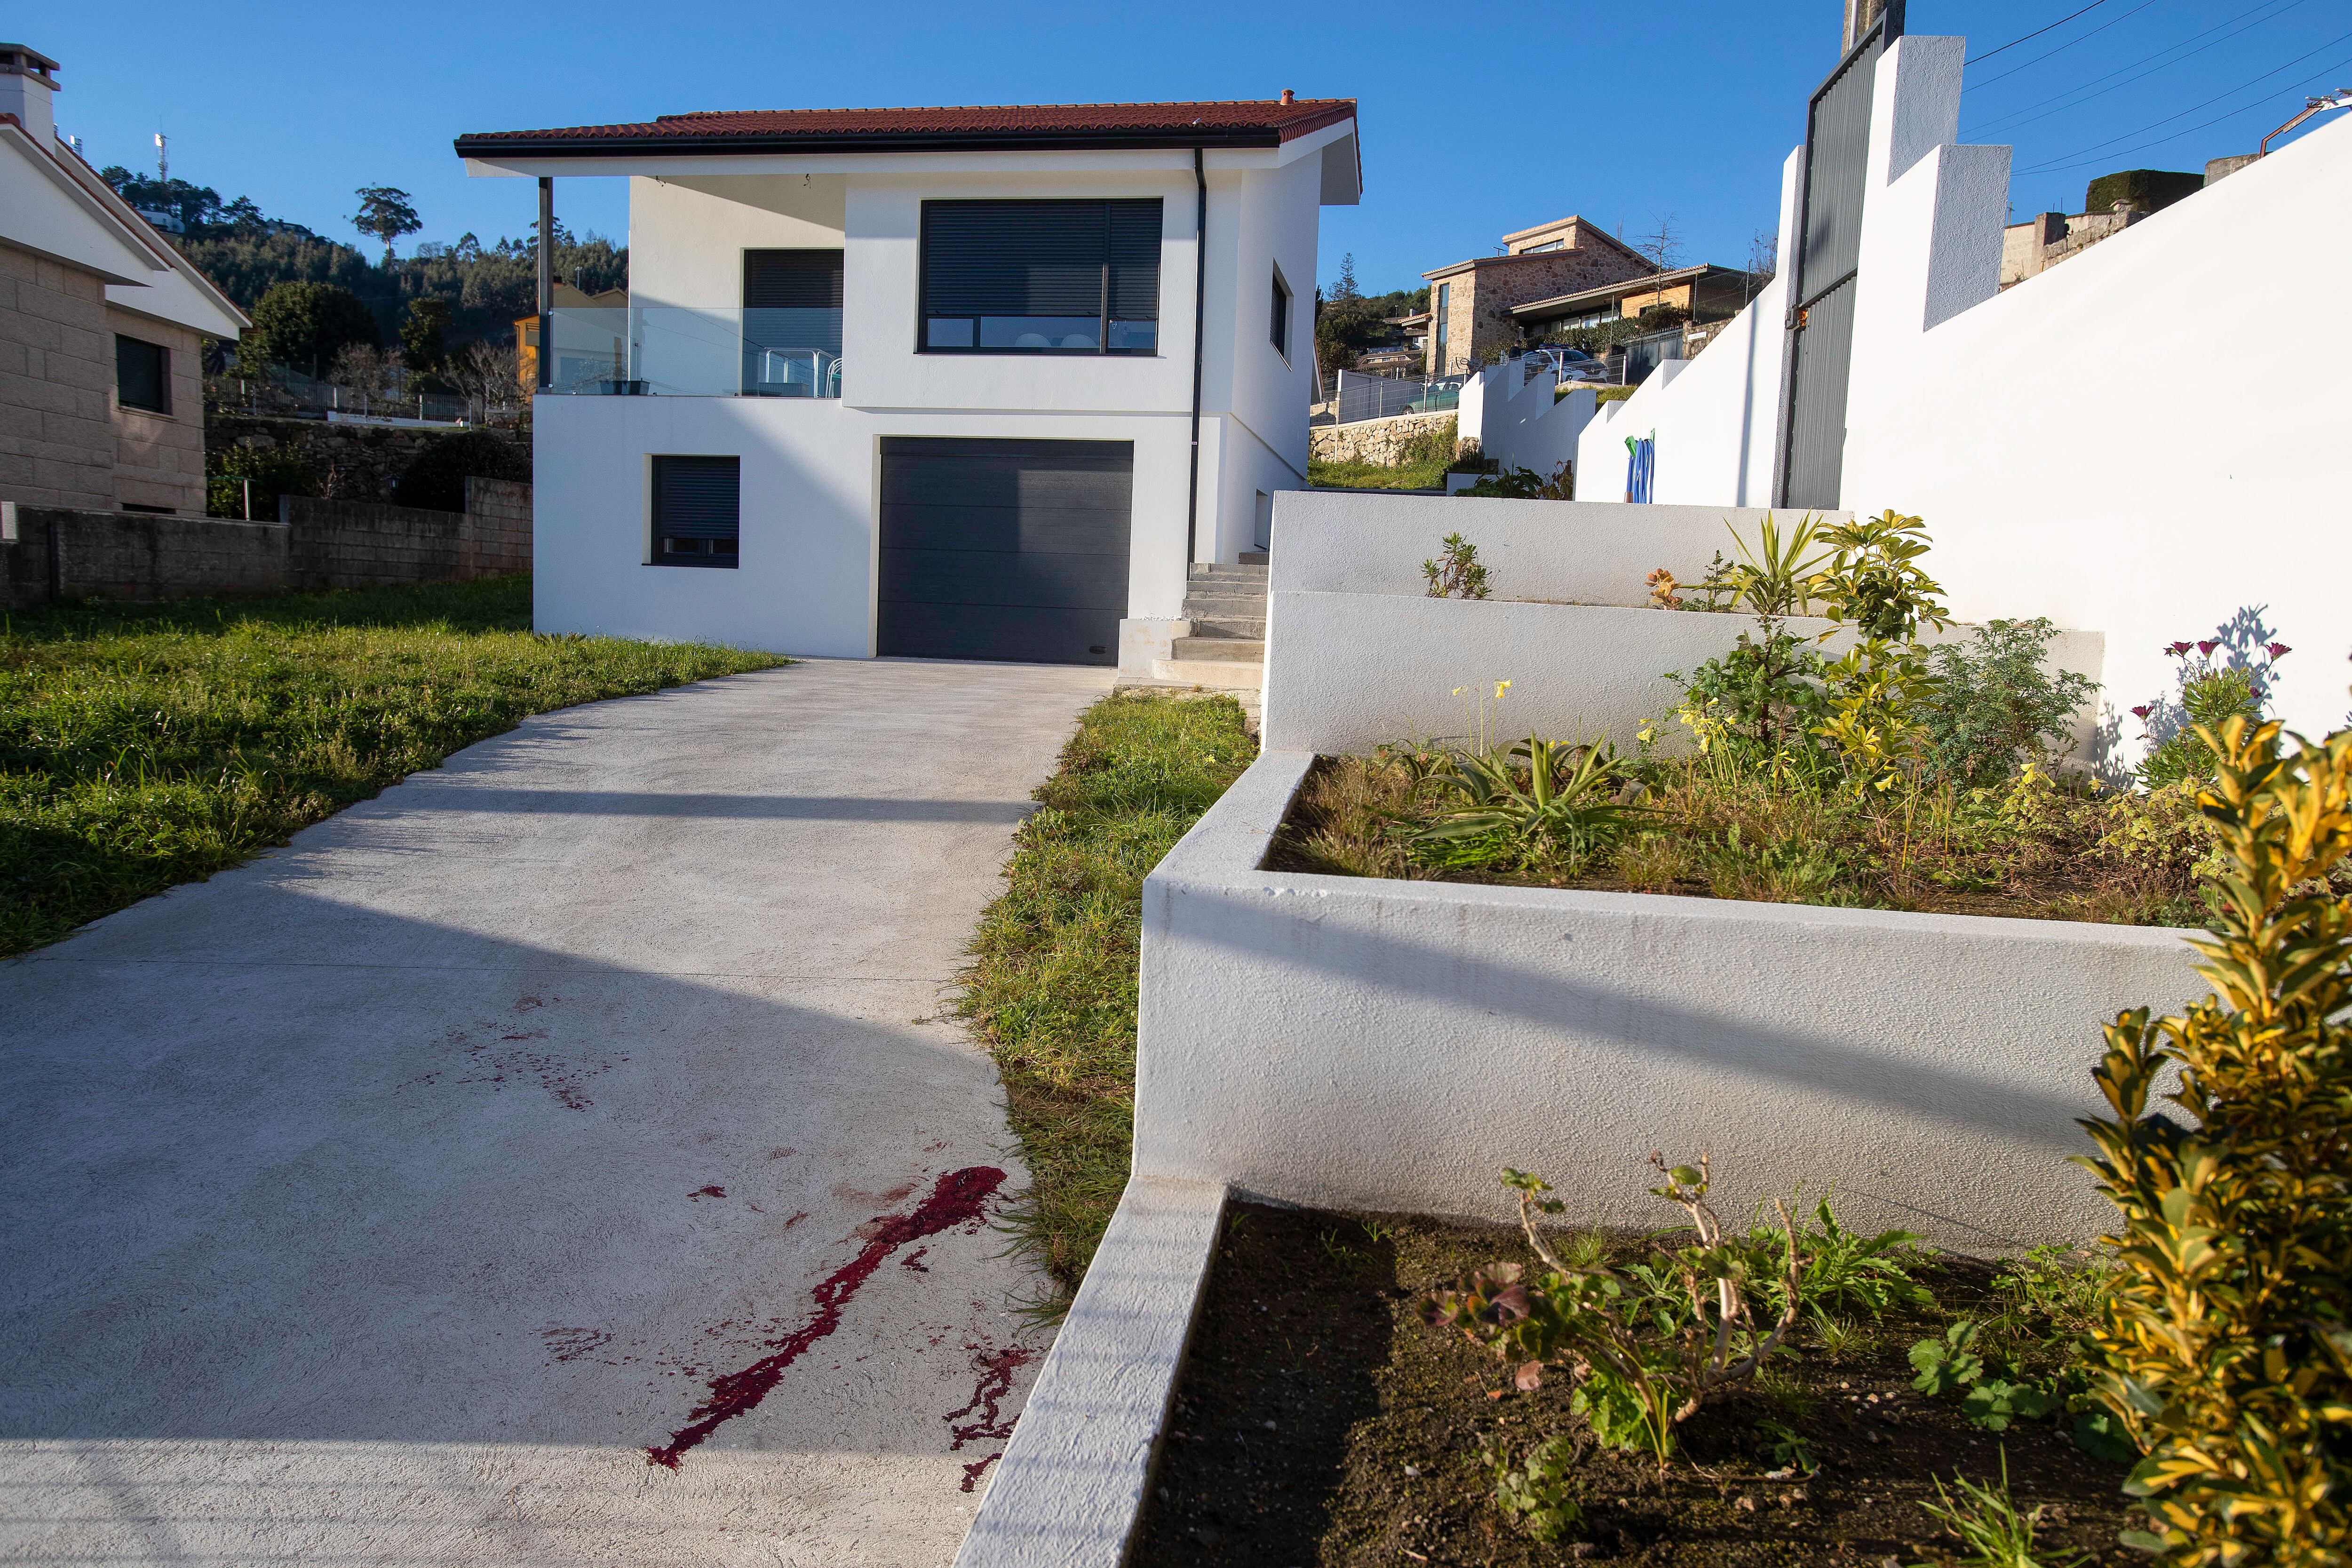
1419, 215, 1655, 374
1, 44, 247, 515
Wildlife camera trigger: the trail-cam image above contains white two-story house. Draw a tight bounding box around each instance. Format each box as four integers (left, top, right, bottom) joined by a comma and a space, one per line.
455, 96, 1359, 666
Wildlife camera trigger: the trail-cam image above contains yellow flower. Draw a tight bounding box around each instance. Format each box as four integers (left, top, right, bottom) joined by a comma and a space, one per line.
1494, 680, 1511, 700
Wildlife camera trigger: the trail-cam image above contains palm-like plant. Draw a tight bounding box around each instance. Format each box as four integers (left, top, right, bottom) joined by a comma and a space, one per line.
1412, 736, 1637, 870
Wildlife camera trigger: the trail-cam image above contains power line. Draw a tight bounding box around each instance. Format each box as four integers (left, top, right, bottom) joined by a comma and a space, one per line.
1969, 0, 2314, 136
2017, 63, 2352, 172
1968, 0, 2110, 65
2014, 32, 2352, 172
1966, 0, 2159, 92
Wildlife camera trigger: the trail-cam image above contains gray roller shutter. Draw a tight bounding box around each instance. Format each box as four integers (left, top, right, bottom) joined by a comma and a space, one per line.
878, 438, 1132, 665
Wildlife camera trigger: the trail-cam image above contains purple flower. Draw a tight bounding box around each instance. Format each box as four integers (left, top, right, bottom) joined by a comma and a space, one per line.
2130, 705, 2152, 720
2198, 640, 2219, 657
2167, 641, 2195, 656
2269, 642, 2292, 659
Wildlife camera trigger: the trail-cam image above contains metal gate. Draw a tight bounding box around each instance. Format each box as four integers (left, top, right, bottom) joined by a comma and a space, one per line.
1778, 1, 1904, 509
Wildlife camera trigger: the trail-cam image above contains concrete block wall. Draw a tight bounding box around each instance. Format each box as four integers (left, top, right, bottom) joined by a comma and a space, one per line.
1, 503, 289, 607
0, 239, 116, 509
1, 484, 532, 608
282, 496, 463, 590
461, 477, 532, 577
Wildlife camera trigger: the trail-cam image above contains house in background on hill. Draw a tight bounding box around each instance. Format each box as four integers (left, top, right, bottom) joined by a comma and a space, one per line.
1419, 216, 1656, 374
514, 281, 628, 393
1999, 167, 2209, 288
0, 44, 247, 514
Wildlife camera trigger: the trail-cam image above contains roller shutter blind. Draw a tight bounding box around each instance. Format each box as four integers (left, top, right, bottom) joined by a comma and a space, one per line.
743, 250, 844, 309
651, 455, 740, 567
919, 199, 1161, 352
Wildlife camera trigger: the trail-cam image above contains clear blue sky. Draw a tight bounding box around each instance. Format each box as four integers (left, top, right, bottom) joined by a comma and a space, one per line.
36, 0, 2352, 294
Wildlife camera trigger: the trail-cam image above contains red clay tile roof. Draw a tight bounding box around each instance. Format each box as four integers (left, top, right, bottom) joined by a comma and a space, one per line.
454, 99, 1356, 159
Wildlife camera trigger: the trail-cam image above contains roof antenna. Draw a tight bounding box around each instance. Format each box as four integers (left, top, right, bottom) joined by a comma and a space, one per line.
154, 131, 167, 183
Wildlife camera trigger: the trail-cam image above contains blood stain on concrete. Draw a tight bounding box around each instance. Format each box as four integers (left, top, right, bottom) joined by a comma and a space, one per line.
782, 1211, 811, 1230
946, 1343, 1039, 1451
690, 1185, 727, 1200
899, 1248, 930, 1273
644, 1165, 1006, 1469
960, 1454, 1003, 1492
540, 1326, 612, 1363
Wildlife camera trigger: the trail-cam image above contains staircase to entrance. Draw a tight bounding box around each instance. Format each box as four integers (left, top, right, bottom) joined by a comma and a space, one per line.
1152, 563, 1265, 692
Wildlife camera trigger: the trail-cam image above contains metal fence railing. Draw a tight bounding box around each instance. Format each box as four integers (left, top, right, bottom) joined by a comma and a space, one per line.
207, 369, 524, 429
1332, 368, 1466, 424
1613, 328, 1688, 388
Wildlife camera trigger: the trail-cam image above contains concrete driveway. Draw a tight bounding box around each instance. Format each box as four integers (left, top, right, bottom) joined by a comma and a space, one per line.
0, 658, 1112, 1567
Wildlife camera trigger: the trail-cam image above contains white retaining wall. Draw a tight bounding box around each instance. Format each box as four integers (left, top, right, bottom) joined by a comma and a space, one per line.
1257, 491, 2100, 758
1137, 750, 2201, 1250
1570, 34, 2352, 751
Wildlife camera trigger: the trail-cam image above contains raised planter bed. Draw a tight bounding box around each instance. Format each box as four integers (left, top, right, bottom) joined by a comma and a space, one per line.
1130, 1201, 2139, 1566
1136, 750, 2199, 1248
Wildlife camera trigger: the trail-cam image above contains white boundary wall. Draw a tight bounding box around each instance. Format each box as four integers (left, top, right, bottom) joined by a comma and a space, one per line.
1572, 35, 2352, 750
1457, 364, 1598, 481
1137, 750, 2201, 1250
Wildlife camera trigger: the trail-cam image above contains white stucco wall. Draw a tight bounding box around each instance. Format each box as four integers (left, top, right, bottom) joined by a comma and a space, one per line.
1559, 36, 2352, 750
1835, 43, 2352, 749
1258, 490, 2099, 758
1136, 750, 2201, 1250
1457, 364, 1595, 481
1269, 490, 1848, 606
1574, 149, 1801, 508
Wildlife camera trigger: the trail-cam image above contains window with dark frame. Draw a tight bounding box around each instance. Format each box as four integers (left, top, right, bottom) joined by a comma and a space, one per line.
650, 454, 741, 568
115, 334, 169, 414
1269, 265, 1291, 359
919, 198, 1161, 355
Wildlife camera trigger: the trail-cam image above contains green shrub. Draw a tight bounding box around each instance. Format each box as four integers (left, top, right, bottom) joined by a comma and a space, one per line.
2134, 638, 2286, 789
1421, 531, 1489, 599
206, 444, 316, 520
391, 430, 531, 513
1422, 1158, 1808, 1472
1922, 619, 2101, 789
2076, 715, 2352, 1560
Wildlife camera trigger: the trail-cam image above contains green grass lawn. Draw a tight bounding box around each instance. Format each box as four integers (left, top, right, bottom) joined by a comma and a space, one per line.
0, 575, 782, 956
1307, 456, 1452, 491
959, 691, 1256, 1303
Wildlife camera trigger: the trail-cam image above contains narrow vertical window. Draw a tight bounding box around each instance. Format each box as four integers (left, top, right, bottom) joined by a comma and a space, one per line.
1435, 282, 1451, 365
1269, 265, 1291, 358
651, 454, 741, 568
116, 334, 169, 414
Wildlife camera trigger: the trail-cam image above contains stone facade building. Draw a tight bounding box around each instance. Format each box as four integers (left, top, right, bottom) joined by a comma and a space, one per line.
1, 45, 246, 515
1420, 216, 1656, 375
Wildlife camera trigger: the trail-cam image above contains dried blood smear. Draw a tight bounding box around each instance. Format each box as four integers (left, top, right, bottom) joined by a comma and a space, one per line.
960, 1454, 1001, 1493
946, 1344, 1038, 1451
644, 1165, 1006, 1469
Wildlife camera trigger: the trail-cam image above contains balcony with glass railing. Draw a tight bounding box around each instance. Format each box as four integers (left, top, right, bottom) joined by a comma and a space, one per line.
541, 307, 843, 398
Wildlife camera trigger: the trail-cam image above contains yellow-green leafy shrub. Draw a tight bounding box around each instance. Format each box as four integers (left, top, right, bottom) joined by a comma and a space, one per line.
2077, 714, 2352, 1562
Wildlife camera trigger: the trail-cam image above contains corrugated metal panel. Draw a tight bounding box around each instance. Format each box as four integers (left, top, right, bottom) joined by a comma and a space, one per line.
878, 438, 1133, 665
1783, 278, 1856, 509
1799, 35, 1880, 301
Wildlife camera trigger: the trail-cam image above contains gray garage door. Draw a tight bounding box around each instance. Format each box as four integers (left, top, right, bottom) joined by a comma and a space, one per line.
878, 438, 1133, 665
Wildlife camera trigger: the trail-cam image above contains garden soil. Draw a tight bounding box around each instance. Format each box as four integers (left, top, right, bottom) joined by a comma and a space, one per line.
1130, 1203, 2138, 1567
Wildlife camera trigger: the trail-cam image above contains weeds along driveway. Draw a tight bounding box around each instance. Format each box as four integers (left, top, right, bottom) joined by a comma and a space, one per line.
0, 657, 1112, 1568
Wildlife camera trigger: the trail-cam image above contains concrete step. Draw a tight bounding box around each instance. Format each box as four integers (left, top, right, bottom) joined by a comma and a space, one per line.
1169, 637, 1264, 661
1180, 597, 1267, 619
1184, 616, 1264, 638
1149, 657, 1263, 691
1188, 564, 1269, 582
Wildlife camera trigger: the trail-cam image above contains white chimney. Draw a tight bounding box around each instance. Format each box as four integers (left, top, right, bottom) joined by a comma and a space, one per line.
0, 44, 60, 146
